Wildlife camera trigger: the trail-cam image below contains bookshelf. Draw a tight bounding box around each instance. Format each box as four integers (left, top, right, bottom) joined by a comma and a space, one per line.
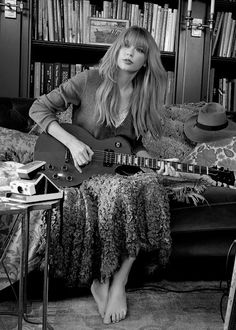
28, 0, 180, 104
13, 0, 180, 103
203, 0, 236, 112
2, 0, 233, 105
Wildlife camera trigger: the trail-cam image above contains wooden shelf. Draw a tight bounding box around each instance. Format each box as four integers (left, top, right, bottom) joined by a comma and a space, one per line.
31, 40, 176, 70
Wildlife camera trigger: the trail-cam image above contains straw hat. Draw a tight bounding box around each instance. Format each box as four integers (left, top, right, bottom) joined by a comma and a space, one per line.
184, 102, 236, 143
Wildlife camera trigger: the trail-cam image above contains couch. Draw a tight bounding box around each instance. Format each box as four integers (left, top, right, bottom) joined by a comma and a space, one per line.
1, 97, 236, 286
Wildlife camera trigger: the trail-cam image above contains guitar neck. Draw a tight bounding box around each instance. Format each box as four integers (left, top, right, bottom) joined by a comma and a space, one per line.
113, 153, 209, 175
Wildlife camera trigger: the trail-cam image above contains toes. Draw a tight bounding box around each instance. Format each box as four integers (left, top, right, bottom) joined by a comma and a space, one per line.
103, 314, 112, 324
121, 310, 126, 320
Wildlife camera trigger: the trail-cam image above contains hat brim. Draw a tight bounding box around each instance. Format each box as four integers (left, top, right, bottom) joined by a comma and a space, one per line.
184, 114, 236, 143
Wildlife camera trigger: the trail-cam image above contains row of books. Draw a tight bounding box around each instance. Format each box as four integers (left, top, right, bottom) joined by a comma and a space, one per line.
211, 77, 236, 112
32, 62, 90, 97
101, 2, 178, 52
31, 61, 175, 105
32, 0, 178, 52
212, 11, 236, 58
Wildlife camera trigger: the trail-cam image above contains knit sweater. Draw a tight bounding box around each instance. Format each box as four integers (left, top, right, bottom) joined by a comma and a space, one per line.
29, 69, 144, 154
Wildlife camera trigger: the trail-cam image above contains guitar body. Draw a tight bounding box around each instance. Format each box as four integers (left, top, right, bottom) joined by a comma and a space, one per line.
34, 123, 133, 187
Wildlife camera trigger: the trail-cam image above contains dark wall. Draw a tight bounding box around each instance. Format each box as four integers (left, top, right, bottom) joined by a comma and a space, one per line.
0, 3, 30, 98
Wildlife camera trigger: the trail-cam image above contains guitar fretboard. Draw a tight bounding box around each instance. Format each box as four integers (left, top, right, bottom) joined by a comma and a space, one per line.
105, 152, 209, 175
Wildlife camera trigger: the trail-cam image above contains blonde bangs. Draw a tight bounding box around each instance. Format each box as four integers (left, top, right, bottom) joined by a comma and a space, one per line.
121, 27, 149, 56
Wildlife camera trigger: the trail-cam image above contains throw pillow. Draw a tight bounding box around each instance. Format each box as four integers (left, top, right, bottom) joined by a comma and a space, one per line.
184, 137, 236, 170
0, 127, 37, 164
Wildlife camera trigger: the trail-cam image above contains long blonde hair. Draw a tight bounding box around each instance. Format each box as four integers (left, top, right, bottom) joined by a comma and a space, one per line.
95, 26, 167, 138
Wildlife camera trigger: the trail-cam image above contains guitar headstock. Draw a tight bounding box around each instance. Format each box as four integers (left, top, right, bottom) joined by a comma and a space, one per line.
208, 166, 235, 187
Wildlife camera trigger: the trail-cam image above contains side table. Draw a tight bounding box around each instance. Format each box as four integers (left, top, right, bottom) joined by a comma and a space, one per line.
0, 197, 62, 330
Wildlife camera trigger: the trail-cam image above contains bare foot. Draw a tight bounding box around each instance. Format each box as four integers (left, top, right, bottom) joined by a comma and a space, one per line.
91, 279, 109, 318
103, 281, 127, 324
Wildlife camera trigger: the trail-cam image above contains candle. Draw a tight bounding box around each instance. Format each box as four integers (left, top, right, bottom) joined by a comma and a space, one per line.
187, 0, 192, 12
210, 0, 215, 15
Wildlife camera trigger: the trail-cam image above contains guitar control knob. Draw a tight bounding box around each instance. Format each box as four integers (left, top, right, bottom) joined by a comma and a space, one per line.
52, 173, 59, 179
61, 165, 68, 171
66, 175, 73, 182
115, 142, 122, 148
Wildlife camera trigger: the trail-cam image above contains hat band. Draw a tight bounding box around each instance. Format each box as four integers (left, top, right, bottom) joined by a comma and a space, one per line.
196, 121, 228, 131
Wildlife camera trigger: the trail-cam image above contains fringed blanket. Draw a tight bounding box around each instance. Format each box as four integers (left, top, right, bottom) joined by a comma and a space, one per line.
38, 172, 212, 288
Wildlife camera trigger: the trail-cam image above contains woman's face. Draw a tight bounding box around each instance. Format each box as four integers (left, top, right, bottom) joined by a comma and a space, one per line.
117, 43, 146, 73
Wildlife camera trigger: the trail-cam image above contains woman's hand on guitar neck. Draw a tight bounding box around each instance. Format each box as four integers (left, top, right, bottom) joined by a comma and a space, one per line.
136, 150, 179, 176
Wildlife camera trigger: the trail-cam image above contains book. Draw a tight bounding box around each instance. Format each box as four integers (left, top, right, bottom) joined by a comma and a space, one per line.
117, 0, 123, 20
149, 3, 154, 33
212, 12, 224, 56
68, 0, 73, 42
63, 0, 69, 42
40, 62, 44, 95
219, 12, 231, 57
222, 12, 233, 57
59, 0, 65, 42
61, 63, 70, 83
159, 4, 169, 51
56, 0, 62, 42
53, 62, 61, 88
155, 5, 163, 48
37, 0, 43, 40
44, 63, 54, 94
142, 2, 149, 29
42, 0, 49, 41
53, 0, 59, 42
169, 8, 178, 52
47, 0, 55, 41
112, 0, 117, 19
82, 0, 91, 44
164, 8, 173, 52
151, 3, 158, 39
227, 19, 236, 57
33, 62, 41, 98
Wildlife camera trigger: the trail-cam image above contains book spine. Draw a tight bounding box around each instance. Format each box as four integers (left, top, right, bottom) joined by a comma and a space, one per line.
117, 0, 123, 20
40, 62, 45, 95
38, 0, 43, 40
53, 62, 61, 88
164, 8, 173, 52
226, 19, 236, 57
169, 8, 178, 52
44, 63, 54, 94
112, 0, 117, 19
59, 0, 65, 42
63, 0, 69, 42
47, 0, 55, 41
160, 4, 169, 51
61, 63, 70, 83
222, 12, 233, 57
32, 0, 38, 40
33, 62, 41, 98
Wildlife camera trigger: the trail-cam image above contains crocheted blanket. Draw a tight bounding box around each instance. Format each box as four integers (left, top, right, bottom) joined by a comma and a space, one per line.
38, 171, 212, 287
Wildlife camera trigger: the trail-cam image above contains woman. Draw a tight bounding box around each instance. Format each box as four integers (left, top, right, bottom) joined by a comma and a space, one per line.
30, 26, 174, 324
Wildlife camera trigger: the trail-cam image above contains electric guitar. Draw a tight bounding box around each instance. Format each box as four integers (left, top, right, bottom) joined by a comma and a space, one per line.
34, 123, 235, 188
